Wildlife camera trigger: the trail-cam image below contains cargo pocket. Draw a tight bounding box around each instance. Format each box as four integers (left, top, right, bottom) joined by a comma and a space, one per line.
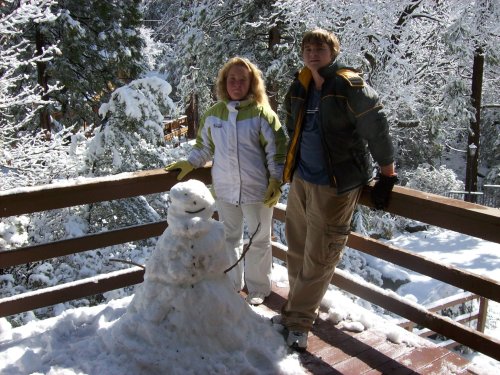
321, 224, 351, 266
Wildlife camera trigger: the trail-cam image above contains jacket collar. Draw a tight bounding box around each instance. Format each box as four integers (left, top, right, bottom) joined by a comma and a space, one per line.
318, 60, 341, 78
225, 97, 255, 112
296, 60, 356, 88
297, 67, 312, 90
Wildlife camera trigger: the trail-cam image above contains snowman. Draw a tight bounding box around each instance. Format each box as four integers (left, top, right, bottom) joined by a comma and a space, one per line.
126, 178, 230, 322
103, 179, 304, 374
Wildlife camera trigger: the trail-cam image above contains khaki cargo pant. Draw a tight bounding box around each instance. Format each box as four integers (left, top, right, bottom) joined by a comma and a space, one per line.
282, 176, 362, 332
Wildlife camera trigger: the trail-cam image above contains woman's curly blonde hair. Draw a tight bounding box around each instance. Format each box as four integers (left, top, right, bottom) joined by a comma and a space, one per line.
215, 57, 270, 107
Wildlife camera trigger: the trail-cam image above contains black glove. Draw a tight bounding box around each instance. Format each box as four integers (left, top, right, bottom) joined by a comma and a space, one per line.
371, 174, 398, 210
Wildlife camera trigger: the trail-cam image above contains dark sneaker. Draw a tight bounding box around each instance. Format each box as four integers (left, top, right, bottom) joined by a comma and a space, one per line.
286, 330, 308, 351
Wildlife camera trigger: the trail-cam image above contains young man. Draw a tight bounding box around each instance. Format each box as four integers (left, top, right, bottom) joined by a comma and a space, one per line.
279, 29, 397, 350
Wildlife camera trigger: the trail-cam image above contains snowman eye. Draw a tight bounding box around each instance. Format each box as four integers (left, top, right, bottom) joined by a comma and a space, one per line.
193, 201, 197, 205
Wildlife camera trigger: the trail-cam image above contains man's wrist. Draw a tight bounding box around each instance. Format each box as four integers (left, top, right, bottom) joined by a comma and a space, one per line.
380, 164, 396, 177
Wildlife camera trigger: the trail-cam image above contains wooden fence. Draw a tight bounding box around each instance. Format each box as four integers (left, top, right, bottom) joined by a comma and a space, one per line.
164, 115, 189, 144
1, 165, 499, 361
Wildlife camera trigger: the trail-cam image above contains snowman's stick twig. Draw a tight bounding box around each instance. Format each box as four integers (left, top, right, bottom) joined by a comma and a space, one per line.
224, 222, 261, 274
109, 258, 146, 269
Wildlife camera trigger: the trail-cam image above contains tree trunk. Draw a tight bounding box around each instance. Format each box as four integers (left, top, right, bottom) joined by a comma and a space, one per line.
465, 48, 483, 202
186, 92, 199, 139
35, 26, 51, 136
267, 26, 281, 112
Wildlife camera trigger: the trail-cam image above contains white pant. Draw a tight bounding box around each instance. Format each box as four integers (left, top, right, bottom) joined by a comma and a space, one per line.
216, 200, 273, 295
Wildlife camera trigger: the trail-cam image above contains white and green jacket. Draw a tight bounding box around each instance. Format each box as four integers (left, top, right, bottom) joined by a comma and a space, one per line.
188, 98, 287, 205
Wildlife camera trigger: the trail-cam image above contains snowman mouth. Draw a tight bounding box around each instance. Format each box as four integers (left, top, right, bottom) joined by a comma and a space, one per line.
185, 207, 206, 214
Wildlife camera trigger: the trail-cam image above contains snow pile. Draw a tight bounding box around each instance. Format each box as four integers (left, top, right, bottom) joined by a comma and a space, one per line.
320, 279, 425, 348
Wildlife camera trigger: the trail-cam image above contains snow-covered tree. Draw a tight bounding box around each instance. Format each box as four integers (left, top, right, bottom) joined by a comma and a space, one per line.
403, 163, 464, 195
1, 0, 147, 133
0, 0, 59, 133
85, 76, 176, 231
0, 1, 88, 192
88, 76, 174, 175
45, 0, 147, 131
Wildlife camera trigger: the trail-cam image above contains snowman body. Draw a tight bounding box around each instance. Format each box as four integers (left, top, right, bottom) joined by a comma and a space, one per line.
127, 179, 230, 322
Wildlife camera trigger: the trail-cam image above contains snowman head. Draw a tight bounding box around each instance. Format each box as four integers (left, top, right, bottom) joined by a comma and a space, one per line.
168, 179, 215, 222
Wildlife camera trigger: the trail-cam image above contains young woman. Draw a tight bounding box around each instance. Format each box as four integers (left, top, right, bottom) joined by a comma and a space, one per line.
166, 57, 287, 306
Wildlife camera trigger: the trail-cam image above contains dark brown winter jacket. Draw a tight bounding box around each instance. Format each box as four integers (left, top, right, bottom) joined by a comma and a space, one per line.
282, 61, 395, 194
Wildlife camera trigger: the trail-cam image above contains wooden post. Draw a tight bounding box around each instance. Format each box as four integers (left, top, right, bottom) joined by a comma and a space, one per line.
465, 48, 483, 202
476, 297, 488, 333
406, 322, 415, 332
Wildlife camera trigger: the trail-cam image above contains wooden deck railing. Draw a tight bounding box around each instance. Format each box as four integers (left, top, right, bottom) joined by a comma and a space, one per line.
164, 115, 189, 144
1, 165, 499, 361
397, 291, 486, 349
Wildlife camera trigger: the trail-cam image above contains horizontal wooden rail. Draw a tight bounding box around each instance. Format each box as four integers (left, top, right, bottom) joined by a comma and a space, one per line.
271, 244, 500, 361
424, 292, 479, 313
359, 185, 500, 243
398, 292, 479, 330
347, 232, 500, 303
1, 168, 498, 242
164, 115, 189, 142
0, 242, 287, 319
331, 268, 500, 362
0, 167, 212, 218
275, 189, 500, 244
0, 268, 144, 317
0, 221, 168, 268
415, 312, 481, 338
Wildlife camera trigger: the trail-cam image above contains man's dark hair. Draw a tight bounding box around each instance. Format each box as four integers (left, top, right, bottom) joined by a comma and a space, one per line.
301, 29, 340, 59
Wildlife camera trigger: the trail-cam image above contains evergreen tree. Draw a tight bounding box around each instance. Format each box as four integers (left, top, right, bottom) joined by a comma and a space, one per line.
88, 76, 174, 176
2, 0, 147, 133
1, 0, 79, 191
0, 0, 60, 133
47, 0, 146, 131
85, 76, 175, 230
